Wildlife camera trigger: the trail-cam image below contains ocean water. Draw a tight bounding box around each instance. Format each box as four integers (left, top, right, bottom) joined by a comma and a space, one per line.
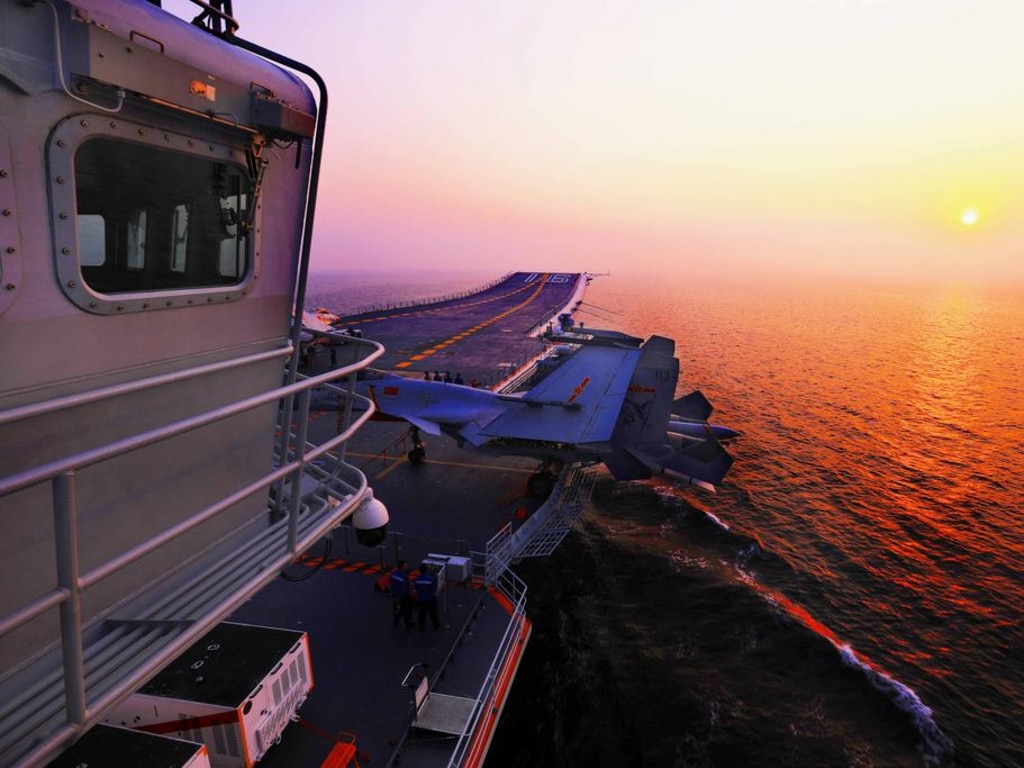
309, 271, 1023, 766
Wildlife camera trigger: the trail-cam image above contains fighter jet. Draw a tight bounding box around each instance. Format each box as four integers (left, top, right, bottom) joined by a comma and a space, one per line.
359, 329, 738, 491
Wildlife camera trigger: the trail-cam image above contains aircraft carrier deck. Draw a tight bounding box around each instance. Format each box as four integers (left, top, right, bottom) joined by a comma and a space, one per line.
324, 271, 587, 387
219, 272, 589, 767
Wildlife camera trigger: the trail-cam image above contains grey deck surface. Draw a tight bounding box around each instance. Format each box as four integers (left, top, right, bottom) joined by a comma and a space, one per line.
332, 271, 583, 386
224, 274, 582, 766
229, 422, 534, 767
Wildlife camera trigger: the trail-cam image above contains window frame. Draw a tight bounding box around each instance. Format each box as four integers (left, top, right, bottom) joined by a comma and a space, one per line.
49, 114, 261, 315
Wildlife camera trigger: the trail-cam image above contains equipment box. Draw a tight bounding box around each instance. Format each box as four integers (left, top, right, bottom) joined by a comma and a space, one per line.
47, 724, 210, 768
426, 553, 470, 582
103, 623, 312, 768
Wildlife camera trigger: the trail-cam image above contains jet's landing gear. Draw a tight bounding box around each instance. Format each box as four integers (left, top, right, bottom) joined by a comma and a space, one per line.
407, 426, 426, 465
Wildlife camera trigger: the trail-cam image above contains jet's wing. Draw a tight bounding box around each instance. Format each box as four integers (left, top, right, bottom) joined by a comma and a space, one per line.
481, 343, 642, 444
365, 378, 506, 439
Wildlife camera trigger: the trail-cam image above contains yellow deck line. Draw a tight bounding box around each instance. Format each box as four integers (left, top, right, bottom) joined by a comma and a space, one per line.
346, 451, 536, 476
393, 274, 551, 369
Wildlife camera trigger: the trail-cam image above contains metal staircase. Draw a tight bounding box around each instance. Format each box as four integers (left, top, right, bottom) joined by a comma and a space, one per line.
483, 465, 596, 584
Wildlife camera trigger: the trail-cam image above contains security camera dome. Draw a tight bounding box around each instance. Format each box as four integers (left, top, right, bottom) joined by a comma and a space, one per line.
352, 489, 389, 546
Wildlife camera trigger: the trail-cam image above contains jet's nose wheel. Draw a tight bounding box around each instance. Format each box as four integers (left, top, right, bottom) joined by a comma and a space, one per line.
407, 425, 426, 464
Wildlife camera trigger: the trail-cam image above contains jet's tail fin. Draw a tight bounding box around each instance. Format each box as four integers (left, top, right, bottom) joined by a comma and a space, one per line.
605, 339, 735, 490
617, 335, 678, 446
602, 335, 679, 481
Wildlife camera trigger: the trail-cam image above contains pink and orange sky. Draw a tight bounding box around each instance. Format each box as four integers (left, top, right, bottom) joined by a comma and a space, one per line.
173, 1, 1024, 284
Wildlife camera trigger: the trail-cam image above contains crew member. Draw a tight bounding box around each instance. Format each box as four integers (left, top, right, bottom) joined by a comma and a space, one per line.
389, 561, 413, 630
413, 563, 440, 631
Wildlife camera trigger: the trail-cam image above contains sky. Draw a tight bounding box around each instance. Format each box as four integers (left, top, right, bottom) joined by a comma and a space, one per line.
169, 0, 1024, 285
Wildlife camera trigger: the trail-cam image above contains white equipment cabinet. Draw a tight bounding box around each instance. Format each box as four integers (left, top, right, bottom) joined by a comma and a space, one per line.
47, 724, 211, 768
103, 623, 313, 768
426, 553, 470, 583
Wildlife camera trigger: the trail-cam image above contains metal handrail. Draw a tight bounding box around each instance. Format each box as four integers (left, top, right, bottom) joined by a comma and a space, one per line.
0, 336, 384, 768
446, 568, 529, 768
0, 338, 382, 630
188, 0, 240, 36
0, 345, 288, 428
0, 337, 382, 497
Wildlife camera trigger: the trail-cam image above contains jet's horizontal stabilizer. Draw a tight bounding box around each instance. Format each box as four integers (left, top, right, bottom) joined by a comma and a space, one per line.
672, 390, 713, 422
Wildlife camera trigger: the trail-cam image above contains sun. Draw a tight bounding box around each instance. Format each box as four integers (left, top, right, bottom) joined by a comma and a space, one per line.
960, 208, 980, 227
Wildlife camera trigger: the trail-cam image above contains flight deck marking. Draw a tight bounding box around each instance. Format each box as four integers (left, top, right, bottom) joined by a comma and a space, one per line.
296, 555, 490, 591
296, 554, 385, 574
345, 451, 536, 477
373, 456, 407, 481
394, 273, 552, 369
371, 456, 536, 480
336, 273, 563, 326
338, 272, 569, 368
137, 710, 240, 736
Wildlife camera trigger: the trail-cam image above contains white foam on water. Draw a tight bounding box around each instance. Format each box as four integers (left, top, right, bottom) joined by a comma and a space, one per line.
836, 644, 955, 767
749, 578, 955, 767
703, 510, 730, 531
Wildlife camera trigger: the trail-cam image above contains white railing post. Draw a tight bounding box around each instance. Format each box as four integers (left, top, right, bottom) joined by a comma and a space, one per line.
339, 370, 357, 463
53, 470, 86, 725
288, 388, 312, 553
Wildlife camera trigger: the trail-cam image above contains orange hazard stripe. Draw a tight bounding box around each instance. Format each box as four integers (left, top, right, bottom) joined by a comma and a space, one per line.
463, 614, 532, 766
137, 709, 240, 736
238, 704, 253, 768
489, 586, 515, 615
296, 554, 385, 574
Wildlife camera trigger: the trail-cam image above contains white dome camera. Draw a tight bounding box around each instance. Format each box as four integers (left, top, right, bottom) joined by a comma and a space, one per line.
352, 489, 389, 546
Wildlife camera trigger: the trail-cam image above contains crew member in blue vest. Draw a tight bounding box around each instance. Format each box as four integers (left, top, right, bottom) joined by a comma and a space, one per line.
413, 563, 440, 630
389, 560, 413, 629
